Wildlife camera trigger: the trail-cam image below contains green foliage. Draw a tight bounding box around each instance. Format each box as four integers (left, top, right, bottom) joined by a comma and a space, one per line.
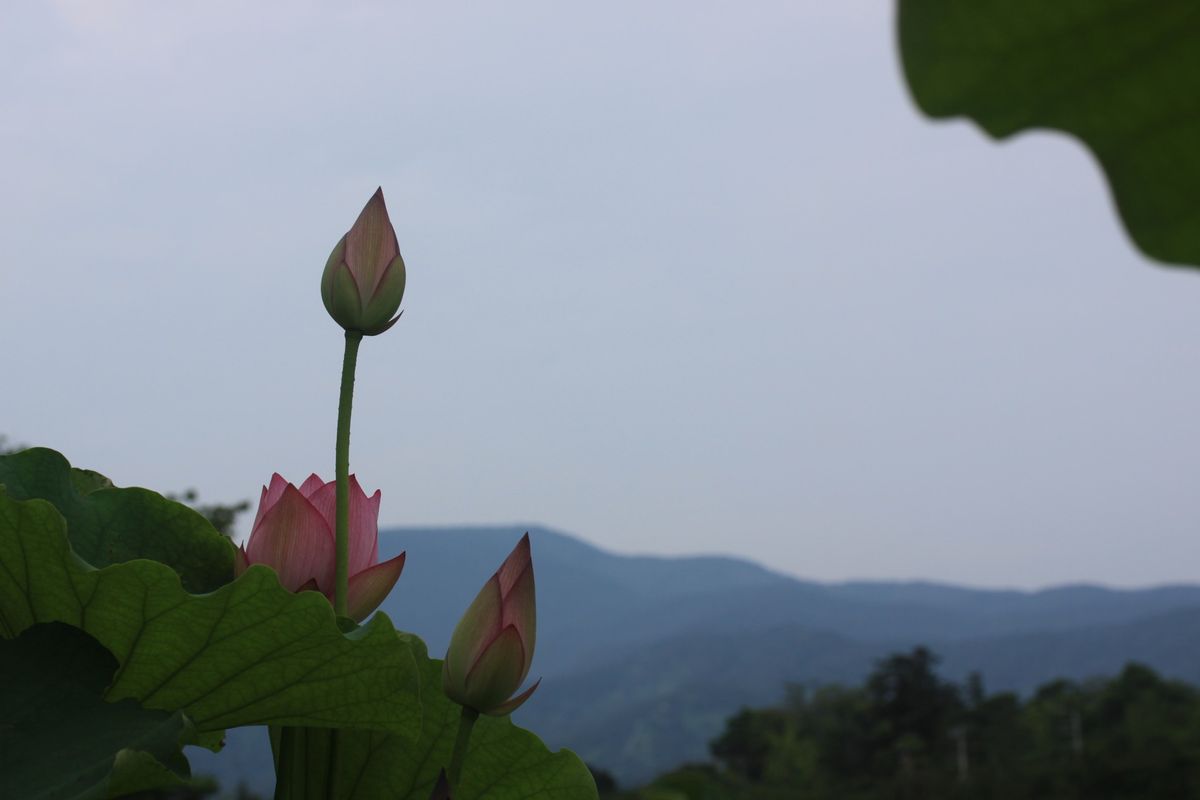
270, 651, 597, 799
0, 448, 597, 799
898, 0, 1200, 267
646, 647, 1200, 799
710, 709, 788, 783
647, 765, 736, 800
0, 481, 423, 735
0, 448, 234, 592
121, 775, 261, 800
0, 623, 190, 800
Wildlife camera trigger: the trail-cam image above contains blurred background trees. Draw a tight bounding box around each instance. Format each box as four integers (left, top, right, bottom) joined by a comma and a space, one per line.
605, 648, 1200, 799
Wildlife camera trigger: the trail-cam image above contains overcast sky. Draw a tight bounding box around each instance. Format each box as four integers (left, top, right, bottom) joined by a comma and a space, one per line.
4, 1, 1200, 590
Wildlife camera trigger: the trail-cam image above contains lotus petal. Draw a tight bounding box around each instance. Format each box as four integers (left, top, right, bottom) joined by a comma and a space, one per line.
462, 625, 527, 713
344, 552, 406, 622
488, 677, 541, 717
245, 484, 335, 592
251, 473, 291, 532
305, 475, 379, 574
344, 187, 400, 304
233, 544, 249, 577
297, 473, 325, 499
443, 578, 503, 692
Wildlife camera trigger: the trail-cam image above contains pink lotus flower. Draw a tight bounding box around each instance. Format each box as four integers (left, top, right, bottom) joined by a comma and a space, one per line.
234, 473, 405, 622
442, 534, 539, 715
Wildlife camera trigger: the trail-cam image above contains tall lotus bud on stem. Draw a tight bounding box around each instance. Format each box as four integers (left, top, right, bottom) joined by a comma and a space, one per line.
321, 187, 406, 336
443, 534, 539, 716
321, 188, 407, 615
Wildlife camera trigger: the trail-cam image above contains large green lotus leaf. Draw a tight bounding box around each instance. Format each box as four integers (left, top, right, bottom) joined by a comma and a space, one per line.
0, 448, 233, 592
0, 490, 422, 736
897, 0, 1200, 267
105, 750, 195, 799
271, 644, 598, 799
0, 622, 190, 800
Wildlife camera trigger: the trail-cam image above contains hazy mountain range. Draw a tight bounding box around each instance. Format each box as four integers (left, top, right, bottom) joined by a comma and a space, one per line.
189, 526, 1200, 790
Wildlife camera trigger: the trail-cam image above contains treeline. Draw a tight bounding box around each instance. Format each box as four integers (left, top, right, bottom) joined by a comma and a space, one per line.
601, 647, 1200, 799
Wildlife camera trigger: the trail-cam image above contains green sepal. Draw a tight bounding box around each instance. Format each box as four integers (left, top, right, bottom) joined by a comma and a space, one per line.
323, 255, 368, 332
360, 254, 406, 333
462, 626, 527, 714
443, 579, 503, 694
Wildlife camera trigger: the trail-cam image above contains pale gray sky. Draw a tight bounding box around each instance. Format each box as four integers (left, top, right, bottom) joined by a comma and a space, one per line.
5, 1, 1200, 589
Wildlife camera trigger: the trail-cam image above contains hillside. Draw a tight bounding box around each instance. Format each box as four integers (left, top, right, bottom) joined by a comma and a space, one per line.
378, 527, 1200, 673
188, 526, 1200, 791
523, 607, 1200, 782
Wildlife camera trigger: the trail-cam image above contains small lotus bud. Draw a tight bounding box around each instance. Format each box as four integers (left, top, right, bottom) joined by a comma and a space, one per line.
321, 188, 407, 336
442, 534, 540, 716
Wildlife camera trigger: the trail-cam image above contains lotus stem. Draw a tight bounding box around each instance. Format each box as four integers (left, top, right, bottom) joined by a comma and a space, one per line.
447, 705, 479, 789
334, 331, 363, 618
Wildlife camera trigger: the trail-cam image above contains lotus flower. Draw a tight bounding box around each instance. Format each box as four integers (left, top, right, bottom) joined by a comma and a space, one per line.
235, 473, 405, 622
442, 534, 539, 715
321, 187, 406, 336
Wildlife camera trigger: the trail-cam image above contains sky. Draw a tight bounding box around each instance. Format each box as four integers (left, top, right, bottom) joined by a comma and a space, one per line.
4, 2, 1200, 590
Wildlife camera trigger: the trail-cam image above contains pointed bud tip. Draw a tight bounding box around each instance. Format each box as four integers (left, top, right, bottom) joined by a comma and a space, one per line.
363, 186, 389, 215
512, 533, 531, 559
494, 533, 534, 598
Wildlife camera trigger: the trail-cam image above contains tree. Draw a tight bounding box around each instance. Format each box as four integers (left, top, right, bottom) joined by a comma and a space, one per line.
166, 488, 250, 539
695, 650, 1200, 799
710, 707, 788, 782
864, 648, 962, 774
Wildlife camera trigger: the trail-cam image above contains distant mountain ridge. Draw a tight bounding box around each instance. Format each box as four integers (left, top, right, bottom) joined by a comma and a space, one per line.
190, 525, 1200, 791
379, 526, 1200, 671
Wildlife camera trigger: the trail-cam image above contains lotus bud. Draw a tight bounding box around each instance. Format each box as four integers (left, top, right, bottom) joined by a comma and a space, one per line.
321, 187, 407, 335
442, 534, 539, 716
235, 473, 406, 622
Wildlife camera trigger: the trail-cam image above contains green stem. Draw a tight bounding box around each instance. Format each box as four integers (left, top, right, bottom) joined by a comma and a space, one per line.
334, 331, 363, 618
273, 726, 302, 799
326, 729, 340, 800
447, 705, 480, 789
271, 725, 338, 799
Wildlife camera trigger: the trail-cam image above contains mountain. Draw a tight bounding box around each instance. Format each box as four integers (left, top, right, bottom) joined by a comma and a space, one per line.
523, 607, 1200, 781
188, 525, 1200, 791
377, 527, 1200, 673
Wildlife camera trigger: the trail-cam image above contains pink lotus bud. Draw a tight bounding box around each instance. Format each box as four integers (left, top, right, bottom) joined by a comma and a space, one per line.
442, 534, 539, 716
235, 473, 406, 622
321, 187, 407, 336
